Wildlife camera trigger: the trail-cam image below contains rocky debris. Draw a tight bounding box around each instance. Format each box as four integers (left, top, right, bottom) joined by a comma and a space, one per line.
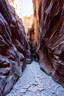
32, 0, 64, 86
0, 0, 30, 95
7, 61, 64, 96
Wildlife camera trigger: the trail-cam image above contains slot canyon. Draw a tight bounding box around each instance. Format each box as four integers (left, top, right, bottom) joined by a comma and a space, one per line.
0, 0, 64, 96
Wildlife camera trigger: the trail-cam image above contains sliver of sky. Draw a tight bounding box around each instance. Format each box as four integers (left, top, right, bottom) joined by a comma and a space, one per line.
20, 0, 33, 17
10, 0, 33, 18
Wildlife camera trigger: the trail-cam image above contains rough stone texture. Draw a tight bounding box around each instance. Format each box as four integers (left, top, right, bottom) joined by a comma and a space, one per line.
7, 61, 64, 96
32, 0, 64, 86
0, 0, 29, 95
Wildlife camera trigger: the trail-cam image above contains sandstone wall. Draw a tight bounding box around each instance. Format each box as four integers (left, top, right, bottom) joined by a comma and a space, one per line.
0, 0, 29, 95
33, 0, 64, 86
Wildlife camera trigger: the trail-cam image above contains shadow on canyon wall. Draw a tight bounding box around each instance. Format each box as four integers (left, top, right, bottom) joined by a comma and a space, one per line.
0, 0, 64, 95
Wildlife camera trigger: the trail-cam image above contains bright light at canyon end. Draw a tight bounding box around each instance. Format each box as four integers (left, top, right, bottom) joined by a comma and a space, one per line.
9, 0, 33, 18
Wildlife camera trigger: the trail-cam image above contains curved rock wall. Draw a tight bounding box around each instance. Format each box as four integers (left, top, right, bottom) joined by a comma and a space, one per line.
0, 0, 29, 95
33, 0, 64, 86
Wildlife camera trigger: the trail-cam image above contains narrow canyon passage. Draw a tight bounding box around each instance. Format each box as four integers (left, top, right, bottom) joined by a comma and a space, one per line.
7, 61, 64, 96
0, 0, 64, 96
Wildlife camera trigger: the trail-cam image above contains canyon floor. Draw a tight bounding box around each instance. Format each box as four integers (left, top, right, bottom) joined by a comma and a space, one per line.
7, 61, 64, 96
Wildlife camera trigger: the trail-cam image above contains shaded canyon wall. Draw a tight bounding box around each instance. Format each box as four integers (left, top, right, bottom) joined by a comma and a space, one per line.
32, 0, 64, 86
0, 0, 30, 95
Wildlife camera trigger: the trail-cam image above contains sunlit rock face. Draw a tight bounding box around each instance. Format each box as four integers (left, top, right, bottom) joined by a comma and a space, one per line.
22, 15, 34, 31
22, 15, 34, 40
0, 0, 29, 95
8, 0, 22, 18
8, 0, 14, 2
22, 15, 35, 62
33, 0, 64, 86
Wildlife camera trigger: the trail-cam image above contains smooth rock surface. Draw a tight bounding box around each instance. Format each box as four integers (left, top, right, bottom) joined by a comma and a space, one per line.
7, 61, 64, 96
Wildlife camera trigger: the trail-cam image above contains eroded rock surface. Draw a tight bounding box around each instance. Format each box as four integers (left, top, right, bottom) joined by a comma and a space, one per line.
33, 0, 64, 85
0, 0, 29, 95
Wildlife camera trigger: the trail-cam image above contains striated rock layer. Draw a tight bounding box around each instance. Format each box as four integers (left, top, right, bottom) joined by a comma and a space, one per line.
0, 0, 29, 95
32, 0, 64, 86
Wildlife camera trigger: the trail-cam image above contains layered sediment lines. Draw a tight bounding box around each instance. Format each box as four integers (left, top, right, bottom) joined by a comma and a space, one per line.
0, 0, 30, 95
33, 0, 64, 86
